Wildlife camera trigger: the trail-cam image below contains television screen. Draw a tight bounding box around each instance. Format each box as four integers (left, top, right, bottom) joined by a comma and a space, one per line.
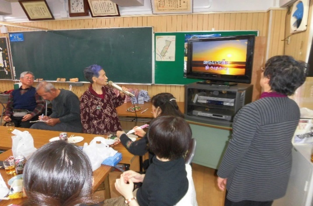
186, 35, 255, 84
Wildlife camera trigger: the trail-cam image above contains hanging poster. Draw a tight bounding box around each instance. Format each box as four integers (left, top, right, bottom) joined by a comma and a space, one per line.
0, 37, 13, 79
156, 35, 176, 61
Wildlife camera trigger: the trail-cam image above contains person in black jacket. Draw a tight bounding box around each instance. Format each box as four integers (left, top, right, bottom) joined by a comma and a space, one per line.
117, 92, 184, 170
105, 116, 191, 206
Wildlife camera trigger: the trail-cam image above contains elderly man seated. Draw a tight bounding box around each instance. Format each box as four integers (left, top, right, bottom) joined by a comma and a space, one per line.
30, 81, 82, 132
3, 71, 44, 128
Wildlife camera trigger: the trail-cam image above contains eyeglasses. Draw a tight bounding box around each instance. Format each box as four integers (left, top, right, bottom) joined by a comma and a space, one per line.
23, 76, 34, 80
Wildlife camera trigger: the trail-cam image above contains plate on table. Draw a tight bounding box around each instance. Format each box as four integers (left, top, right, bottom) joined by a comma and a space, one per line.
93, 137, 118, 146
49, 136, 84, 143
49, 137, 60, 142
68, 136, 84, 143
8, 174, 23, 186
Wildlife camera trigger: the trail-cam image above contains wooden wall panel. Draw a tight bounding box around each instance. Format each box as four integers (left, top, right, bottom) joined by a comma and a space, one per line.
267, 9, 287, 59
0, 12, 270, 102
252, 37, 267, 101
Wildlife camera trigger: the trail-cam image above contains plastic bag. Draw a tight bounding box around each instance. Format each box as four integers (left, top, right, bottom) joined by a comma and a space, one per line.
138, 90, 150, 103
11, 129, 37, 159
294, 119, 313, 144
0, 174, 9, 199
83, 137, 118, 171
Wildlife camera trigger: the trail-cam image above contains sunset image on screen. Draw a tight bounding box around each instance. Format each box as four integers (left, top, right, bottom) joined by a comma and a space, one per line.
191, 39, 247, 75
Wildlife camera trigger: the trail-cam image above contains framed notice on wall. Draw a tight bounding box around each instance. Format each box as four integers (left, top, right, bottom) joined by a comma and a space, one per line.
87, 0, 120, 17
19, 0, 54, 21
151, 0, 193, 14
0, 37, 13, 79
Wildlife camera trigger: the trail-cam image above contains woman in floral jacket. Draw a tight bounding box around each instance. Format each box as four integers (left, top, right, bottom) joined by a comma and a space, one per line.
80, 64, 128, 135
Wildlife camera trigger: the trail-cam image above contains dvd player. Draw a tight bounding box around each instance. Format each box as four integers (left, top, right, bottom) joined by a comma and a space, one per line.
192, 110, 232, 121
197, 99, 234, 106
197, 95, 234, 102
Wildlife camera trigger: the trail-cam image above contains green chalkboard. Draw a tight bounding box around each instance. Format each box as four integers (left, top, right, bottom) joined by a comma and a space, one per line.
0, 37, 12, 79
10, 28, 152, 83
155, 31, 258, 84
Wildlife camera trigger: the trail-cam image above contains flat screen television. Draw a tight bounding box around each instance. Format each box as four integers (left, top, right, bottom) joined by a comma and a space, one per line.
185, 35, 255, 85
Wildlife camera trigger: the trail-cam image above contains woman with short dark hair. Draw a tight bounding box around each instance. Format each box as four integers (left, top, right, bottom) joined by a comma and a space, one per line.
117, 92, 184, 170
23, 141, 94, 206
217, 55, 307, 206
105, 116, 191, 206
147, 115, 190, 160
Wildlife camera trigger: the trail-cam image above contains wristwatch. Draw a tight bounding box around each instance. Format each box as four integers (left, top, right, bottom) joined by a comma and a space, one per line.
125, 196, 137, 205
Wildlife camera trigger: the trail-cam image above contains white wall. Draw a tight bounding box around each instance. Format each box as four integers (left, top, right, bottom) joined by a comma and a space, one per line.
0, 0, 12, 15
208, 0, 276, 12
1, 0, 279, 23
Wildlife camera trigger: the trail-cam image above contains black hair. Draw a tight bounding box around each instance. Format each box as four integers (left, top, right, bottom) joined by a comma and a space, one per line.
23, 141, 94, 206
264, 55, 307, 95
147, 116, 191, 160
151, 93, 184, 118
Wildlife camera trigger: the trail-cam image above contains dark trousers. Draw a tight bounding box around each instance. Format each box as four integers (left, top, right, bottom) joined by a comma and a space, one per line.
225, 198, 273, 206
225, 190, 273, 206
7, 115, 39, 128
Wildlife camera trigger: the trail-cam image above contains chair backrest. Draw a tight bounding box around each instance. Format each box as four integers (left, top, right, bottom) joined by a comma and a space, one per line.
185, 138, 196, 164
0, 94, 10, 104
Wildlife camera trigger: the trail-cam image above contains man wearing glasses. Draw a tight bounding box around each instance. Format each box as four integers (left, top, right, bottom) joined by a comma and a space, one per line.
3, 71, 45, 128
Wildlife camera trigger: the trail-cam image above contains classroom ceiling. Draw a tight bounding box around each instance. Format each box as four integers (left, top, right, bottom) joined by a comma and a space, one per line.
0, 0, 280, 23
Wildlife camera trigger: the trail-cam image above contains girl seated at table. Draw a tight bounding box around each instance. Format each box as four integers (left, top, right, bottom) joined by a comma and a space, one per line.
117, 92, 184, 170
105, 115, 191, 206
23, 141, 96, 206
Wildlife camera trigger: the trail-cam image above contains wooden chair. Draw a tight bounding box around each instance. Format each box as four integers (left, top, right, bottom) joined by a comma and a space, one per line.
185, 138, 197, 164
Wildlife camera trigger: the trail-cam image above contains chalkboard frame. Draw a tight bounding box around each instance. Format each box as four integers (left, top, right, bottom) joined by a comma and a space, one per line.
155, 31, 258, 85
9, 27, 153, 84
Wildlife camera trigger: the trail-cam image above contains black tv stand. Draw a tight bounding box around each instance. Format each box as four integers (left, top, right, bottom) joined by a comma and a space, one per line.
185, 83, 253, 126
196, 81, 238, 87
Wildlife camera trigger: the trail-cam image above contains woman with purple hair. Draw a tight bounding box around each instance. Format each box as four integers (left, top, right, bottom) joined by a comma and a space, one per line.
80, 64, 129, 135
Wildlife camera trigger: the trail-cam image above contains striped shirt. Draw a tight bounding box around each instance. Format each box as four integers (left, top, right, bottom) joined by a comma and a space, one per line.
217, 96, 300, 202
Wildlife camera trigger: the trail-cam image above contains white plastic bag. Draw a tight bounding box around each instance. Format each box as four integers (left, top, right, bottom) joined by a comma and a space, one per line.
294, 119, 313, 144
0, 174, 9, 199
83, 137, 118, 171
11, 129, 37, 159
